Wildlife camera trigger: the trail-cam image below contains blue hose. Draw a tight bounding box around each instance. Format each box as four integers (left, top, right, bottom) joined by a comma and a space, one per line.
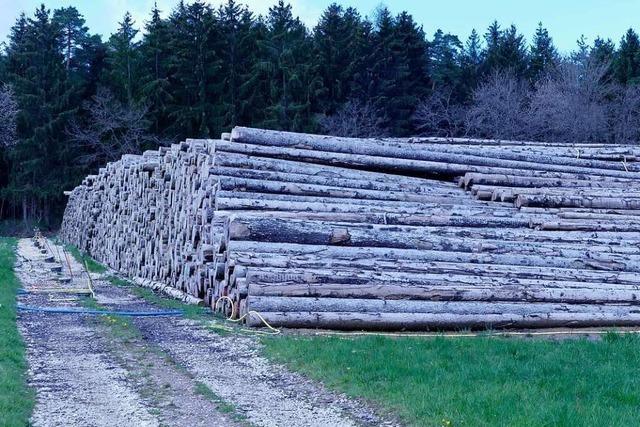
17, 303, 183, 317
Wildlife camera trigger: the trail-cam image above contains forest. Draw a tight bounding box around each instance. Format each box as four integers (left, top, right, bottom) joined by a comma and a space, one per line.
1, 0, 640, 226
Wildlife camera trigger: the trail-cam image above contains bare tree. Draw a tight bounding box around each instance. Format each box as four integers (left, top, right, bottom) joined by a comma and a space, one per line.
527, 60, 612, 143
319, 99, 387, 138
413, 88, 466, 137
68, 87, 162, 167
612, 83, 640, 144
0, 84, 18, 148
465, 70, 530, 140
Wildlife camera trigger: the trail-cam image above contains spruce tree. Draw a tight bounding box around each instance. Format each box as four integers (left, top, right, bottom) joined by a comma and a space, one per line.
614, 29, 640, 84
313, 4, 366, 114
571, 35, 590, 66
367, 9, 429, 135
482, 22, 528, 77
528, 22, 557, 80
140, 3, 171, 135
5, 5, 78, 222
107, 12, 140, 105
430, 29, 463, 91
218, 0, 261, 128
499, 25, 528, 77
166, 1, 222, 137
482, 21, 502, 73
591, 37, 616, 65
260, 0, 320, 131
460, 29, 482, 99
345, 13, 374, 103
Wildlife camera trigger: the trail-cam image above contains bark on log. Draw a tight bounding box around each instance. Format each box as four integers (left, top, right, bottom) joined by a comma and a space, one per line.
231, 127, 638, 173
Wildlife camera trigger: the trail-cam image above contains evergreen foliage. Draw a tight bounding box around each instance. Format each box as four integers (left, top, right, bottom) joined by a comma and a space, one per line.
2, 1, 640, 224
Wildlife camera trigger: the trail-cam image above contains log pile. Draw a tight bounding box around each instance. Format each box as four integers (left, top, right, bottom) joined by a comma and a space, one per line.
60, 127, 640, 330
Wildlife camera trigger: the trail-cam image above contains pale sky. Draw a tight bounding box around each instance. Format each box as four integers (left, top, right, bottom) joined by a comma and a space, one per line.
2, 0, 639, 52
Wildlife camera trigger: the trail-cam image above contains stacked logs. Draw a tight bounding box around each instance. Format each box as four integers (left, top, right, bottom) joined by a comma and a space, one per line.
60, 127, 640, 330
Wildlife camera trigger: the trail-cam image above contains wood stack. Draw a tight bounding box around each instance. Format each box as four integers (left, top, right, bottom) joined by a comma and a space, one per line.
60, 127, 640, 330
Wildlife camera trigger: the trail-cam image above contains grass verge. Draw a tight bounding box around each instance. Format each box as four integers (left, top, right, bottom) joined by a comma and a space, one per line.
64, 244, 106, 274
263, 333, 640, 426
65, 244, 210, 320
0, 238, 34, 426
106, 276, 211, 321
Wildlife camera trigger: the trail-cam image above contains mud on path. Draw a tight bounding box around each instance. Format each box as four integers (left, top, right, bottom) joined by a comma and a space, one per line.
15, 237, 395, 427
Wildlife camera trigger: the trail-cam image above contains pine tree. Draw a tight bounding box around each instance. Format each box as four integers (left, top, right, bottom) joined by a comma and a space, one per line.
614, 29, 640, 84
528, 22, 557, 80
107, 12, 140, 105
52, 7, 89, 72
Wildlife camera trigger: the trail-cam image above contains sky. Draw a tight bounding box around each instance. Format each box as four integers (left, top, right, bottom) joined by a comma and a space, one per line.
2, 0, 640, 52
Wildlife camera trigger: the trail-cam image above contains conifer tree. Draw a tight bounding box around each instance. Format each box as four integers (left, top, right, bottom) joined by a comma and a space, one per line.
166, 1, 222, 137
260, 0, 320, 131
52, 7, 89, 72
430, 29, 463, 91
528, 22, 557, 80
460, 29, 483, 98
5, 5, 78, 222
591, 37, 616, 65
313, 4, 365, 114
107, 12, 140, 105
218, 0, 261, 128
614, 29, 640, 84
367, 9, 429, 135
499, 25, 528, 76
139, 3, 171, 135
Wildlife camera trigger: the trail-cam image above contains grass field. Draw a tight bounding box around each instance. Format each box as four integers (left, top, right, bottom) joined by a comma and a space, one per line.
0, 238, 34, 426
264, 333, 640, 426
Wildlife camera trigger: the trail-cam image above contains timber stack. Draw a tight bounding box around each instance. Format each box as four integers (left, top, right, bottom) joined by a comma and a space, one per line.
60, 127, 640, 330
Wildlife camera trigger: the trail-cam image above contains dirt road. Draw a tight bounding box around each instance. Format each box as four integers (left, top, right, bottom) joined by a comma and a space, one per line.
15, 238, 393, 427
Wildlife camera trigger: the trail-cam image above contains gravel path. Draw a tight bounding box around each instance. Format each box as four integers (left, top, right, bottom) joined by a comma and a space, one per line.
16, 238, 238, 427
15, 238, 396, 427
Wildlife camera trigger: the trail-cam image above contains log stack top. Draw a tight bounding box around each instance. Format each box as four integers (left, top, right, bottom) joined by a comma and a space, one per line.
61, 127, 640, 330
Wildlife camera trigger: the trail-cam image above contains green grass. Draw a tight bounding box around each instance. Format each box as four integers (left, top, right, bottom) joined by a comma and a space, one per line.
194, 380, 248, 423
0, 238, 34, 426
106, 275, 211, 320
263, 333, 640, 426
64, 244, 107, 274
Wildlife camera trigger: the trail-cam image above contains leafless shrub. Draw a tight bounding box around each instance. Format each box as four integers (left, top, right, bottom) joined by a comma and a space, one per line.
465, 70, 530, 140
319, 99, 387, 137
612, 84, 640, 144
68, 88, 162, 167
0, 84, 18, 148
527, 60, 612, 143
413, 88, 466, 137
